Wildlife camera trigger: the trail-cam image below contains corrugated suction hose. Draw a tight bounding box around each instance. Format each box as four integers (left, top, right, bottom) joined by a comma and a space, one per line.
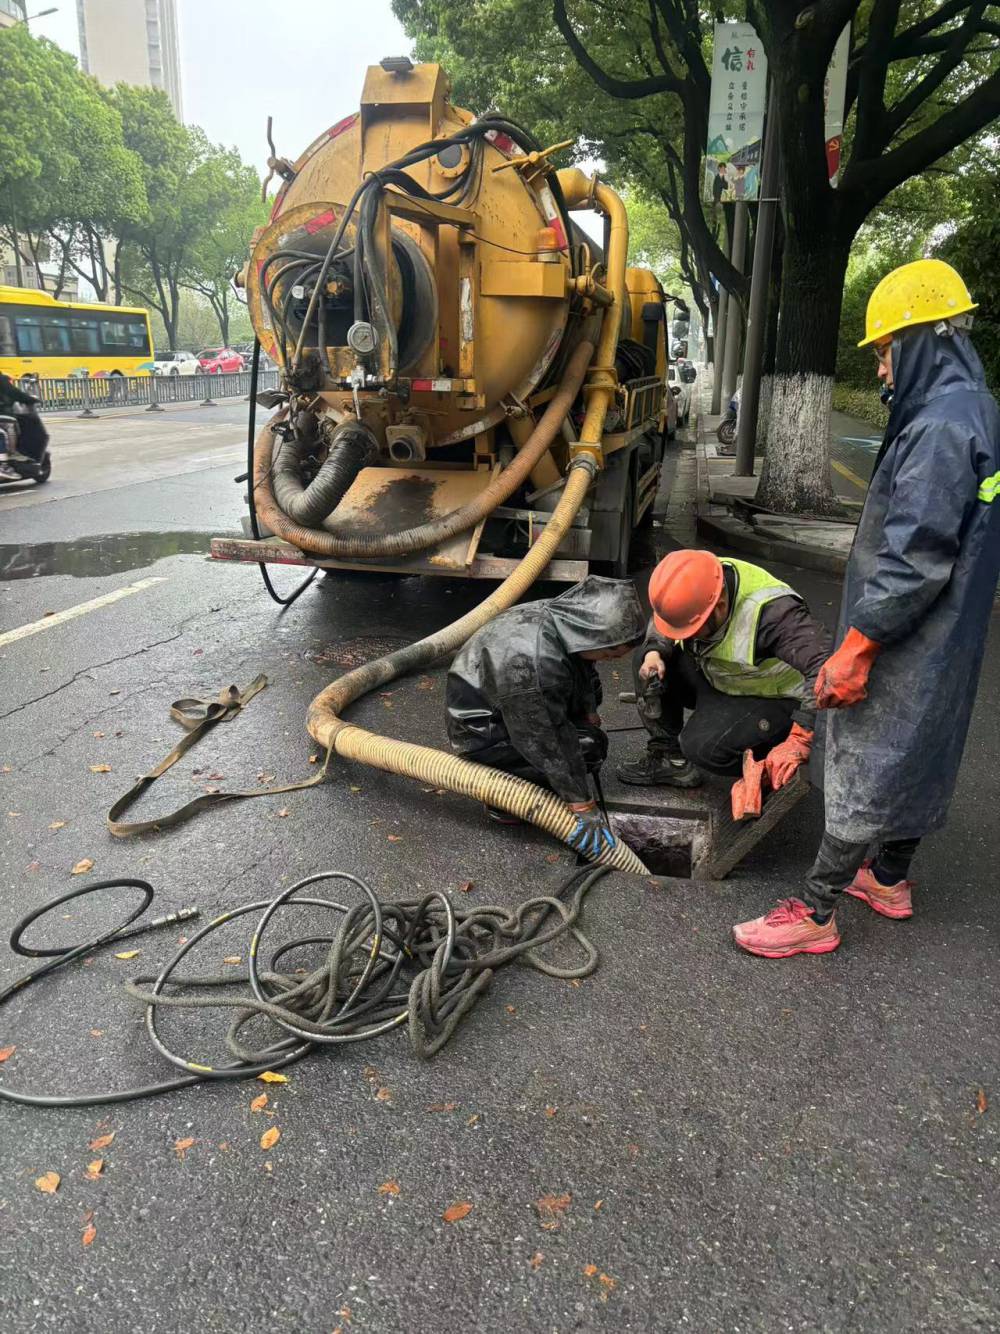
271, 418, 379, 527
306, 457, 648, 876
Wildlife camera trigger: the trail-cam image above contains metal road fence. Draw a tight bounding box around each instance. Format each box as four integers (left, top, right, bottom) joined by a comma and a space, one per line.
24, 369, 281, 416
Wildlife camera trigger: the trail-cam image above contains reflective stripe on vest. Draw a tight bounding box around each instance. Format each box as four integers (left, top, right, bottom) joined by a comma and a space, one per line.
696, 559, 807, 700
978, 471, 1000, 503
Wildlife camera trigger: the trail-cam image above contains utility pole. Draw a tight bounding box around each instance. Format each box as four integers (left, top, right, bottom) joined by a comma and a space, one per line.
720, 201, 748, 407
710, 282, 729, 414
735, 81, 780, 477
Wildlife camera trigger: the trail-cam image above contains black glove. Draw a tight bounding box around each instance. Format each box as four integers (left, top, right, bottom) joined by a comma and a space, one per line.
567, 802, 616, 858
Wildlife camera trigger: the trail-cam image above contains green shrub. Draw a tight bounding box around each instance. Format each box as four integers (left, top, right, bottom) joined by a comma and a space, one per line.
831, 383, 889, 431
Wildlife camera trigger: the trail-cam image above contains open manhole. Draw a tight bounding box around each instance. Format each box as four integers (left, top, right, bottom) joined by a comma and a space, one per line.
610, 810, 699, 878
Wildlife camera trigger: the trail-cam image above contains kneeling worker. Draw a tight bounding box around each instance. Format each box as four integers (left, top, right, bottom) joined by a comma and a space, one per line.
446, 576, 646, 858
618, 550, 830, 804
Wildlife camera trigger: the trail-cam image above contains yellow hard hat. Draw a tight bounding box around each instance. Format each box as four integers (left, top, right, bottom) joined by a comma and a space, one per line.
858, 258, 977, 348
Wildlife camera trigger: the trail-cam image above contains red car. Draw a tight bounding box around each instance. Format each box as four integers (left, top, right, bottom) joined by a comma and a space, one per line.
197, 347, 244, 374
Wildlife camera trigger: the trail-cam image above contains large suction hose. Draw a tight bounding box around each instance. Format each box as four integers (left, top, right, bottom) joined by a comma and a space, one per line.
271, 419, 379, 527
307, 456, 647, 875
298, 177, 646, 874
252, 339, 595, 559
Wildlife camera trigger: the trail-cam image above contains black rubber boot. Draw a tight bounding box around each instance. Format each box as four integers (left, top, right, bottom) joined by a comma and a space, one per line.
616, 748, 704, 788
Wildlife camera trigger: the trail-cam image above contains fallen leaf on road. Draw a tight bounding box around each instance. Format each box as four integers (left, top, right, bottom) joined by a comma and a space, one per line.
276, 808, 290, 818
387, 834, 403, 843
976, 1088, 988, 1114
85, 1160, 104, 1180
71, 858, 95, 875
93, 731, 105, 739
0, 1046, 15, 1062
505, 1005, 516, 1015
1, 765, 11, 773
114, 949, 140, 961
529, 1251, 544, 1271
598, 1273, 616, 1297
426, 1102, 457, 1113
174, 1138, 195, 1159
88, 1132, 115, 1151
594, 1199, 604, 1211
442, 1201, 473, 1223
377, 1181, 400, 1196
545, 1106, 558, 1118
81, 1222, 97, 1246
27, 860, 41, 872
350, 785, 362, 793
35, 1172, 60, 1194
260, 1127, 280, 1150
466, 1114, 480, 1127
535, 1193, 571, 1226
374, 1087, 392, 1102
250, 1094, 268, 1112
583, 1264, 598, 1278
257, 1071, 288, 1084
223, 955, 241, 965
89, 764, 112, 774
544, 853, 560, 864
90, 1029, 103, 1038
308, 754, 320, 764
49, 820, 67, 830
417, 677, 435, 690
457, 880, 474, 893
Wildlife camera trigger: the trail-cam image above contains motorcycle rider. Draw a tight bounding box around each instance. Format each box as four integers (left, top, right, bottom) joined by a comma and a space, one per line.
0, 372, 41, 480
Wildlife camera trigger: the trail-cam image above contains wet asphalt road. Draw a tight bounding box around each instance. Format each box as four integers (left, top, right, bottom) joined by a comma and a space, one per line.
1, 410, 999, 1332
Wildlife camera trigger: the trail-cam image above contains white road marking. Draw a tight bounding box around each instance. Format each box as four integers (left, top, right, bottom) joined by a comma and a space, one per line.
0, 577, 167, 649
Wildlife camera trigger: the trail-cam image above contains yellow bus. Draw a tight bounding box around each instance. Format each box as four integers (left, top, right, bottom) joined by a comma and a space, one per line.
0, 286, 155, 385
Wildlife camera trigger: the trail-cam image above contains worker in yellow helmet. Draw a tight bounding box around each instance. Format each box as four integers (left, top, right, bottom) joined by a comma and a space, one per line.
734, 258, 1000, 958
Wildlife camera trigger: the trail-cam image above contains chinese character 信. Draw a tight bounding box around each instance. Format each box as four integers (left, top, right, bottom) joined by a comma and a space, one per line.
746, 47, 756, 72
721, 46, 743, 73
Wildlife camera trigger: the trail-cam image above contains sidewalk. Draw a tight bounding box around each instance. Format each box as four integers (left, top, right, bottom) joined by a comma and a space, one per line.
690, 389, 857, 575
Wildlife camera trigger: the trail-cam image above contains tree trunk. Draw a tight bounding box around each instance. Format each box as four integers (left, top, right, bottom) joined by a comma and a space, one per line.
756, 220, 853, 515
757, 215, 784, 450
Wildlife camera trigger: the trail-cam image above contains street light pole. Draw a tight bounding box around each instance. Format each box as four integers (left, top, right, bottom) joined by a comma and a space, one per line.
720, 201, 748, 407
734, 81, 781, 477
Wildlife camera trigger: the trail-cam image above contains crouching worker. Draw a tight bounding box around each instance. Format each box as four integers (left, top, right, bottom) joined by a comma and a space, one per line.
617, 550, 831, 810
446, 576, 646, 857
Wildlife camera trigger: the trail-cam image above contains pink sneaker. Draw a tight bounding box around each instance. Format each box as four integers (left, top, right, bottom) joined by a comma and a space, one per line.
844, 862, 913, 919
733, 897, 841, 958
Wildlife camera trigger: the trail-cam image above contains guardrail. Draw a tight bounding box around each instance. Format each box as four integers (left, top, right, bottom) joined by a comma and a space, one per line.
24, 369, 281, 415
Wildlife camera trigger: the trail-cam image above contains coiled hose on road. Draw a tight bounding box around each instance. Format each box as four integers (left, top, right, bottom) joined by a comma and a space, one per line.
0, 868, 608, 1107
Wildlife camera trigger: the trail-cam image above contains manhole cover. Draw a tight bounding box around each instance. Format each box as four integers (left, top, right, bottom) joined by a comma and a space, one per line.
306, 635, 410, 668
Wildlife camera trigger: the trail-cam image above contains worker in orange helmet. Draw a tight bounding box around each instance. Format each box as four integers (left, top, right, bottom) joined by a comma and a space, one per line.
734, 258, 1000, 959
618, 549, 830, 803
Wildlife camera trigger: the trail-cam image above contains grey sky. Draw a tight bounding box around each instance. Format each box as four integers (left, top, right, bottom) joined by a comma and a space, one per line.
33, 0, 410, 172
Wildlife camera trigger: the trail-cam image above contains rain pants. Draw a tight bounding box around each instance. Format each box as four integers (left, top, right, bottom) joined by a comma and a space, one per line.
446, 576, 646, 803
819, 326, 1000, 842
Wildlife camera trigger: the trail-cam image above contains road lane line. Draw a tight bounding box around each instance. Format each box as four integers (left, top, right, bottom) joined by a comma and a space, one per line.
0, 577, 167, 649
831, 459, 869, 492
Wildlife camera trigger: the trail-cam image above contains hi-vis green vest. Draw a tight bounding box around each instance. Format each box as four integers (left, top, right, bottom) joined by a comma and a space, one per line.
694, 558, 806, 699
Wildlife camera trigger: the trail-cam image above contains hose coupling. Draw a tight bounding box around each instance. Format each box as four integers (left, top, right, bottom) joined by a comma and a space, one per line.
567, 454, 599, 480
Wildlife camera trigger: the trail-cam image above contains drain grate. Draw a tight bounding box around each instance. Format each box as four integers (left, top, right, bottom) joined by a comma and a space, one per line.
306, 635, 410, 669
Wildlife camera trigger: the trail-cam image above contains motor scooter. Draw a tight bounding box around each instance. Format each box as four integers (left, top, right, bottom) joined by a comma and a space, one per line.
0, 403, 51, 485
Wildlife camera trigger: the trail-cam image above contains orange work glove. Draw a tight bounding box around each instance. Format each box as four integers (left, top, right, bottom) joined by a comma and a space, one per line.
762, 723, 813, 791
814, 627, 882, 709
731, 749, 766, 821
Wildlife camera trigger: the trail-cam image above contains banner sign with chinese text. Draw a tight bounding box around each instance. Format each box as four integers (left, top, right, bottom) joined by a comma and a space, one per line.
703, 22, 768, 204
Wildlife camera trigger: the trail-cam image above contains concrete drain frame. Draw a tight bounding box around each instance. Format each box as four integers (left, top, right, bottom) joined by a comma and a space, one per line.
604, 771, 811, 880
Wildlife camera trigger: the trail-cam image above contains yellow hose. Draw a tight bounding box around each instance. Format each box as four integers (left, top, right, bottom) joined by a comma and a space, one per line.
303, 176, 646, 875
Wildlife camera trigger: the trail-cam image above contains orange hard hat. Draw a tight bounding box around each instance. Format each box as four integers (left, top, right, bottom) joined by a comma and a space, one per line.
648, 550, 724, 639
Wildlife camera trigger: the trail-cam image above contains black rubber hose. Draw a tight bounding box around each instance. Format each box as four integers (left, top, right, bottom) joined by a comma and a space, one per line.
0, 867, 609, 1108
270, 417, 379, 527
245, 339, 319, 607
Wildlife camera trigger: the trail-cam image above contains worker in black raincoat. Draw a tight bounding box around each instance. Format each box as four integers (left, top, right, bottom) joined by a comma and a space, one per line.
735, 258, 1000, 959
446, 576, 646, 857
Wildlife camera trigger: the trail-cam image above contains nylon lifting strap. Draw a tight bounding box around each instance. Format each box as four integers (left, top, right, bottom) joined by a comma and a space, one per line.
107, 676, 332, 837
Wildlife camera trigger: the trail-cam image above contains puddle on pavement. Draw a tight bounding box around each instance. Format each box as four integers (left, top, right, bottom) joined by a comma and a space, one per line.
0, 531, 224, 580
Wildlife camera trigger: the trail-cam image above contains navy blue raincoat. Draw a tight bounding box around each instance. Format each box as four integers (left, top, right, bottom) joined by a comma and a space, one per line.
819, 327, 1000, 842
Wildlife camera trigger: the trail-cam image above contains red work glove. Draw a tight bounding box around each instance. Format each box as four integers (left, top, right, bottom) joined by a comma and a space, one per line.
731, 749, 765, 821
814, 627, 882, 709
762, 723, 813, 791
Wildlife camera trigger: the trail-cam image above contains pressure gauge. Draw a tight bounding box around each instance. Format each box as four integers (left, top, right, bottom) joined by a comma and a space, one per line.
347, 321, 379, 356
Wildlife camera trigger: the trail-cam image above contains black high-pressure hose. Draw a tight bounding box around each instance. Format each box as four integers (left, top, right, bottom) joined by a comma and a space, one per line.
270, 418, 379, 527
0, 866, 609, 1108
245, 339, 318, 607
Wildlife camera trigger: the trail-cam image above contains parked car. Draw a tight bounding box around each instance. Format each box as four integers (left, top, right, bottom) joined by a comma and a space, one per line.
197, 347, 244, 374
152, 350, 200, 376
667, 364, 691, 427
